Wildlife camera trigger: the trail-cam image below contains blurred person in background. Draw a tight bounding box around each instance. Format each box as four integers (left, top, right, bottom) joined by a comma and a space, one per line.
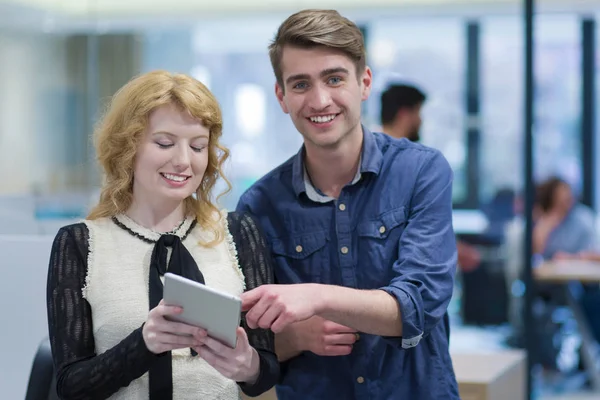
380, 83, 425, 142
380, 83, 481, 273
46, 70, 278, 399
505, 176, 600, 368
237, 9, 459, 400
534, 176, 600, 345
505, 178, 597, 297
533, 176, 596, 259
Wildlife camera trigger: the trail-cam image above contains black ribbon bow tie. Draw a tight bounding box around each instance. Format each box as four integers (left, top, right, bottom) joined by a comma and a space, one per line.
148, 231, 205, 400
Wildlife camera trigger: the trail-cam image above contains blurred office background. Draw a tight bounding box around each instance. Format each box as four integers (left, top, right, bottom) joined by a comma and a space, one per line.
2, 0, 600, 399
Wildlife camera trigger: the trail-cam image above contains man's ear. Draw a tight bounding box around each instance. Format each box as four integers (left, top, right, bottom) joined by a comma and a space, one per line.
275, 82, 289, 114
360, 66, 373, 101
393, 108, 405, 126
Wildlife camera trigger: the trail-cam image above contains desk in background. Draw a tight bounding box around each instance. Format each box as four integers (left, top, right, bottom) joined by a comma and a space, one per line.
242, 350, 527, 400
535, 260, 600, 391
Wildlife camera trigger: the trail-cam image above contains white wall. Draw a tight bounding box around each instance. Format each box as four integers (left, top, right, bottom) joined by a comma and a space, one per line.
0, 32, 69, 194
0, 234, 55, 399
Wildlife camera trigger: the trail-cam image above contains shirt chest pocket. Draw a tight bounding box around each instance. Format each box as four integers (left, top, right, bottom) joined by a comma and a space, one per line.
358, 207, 407, 239
271, 231, 329, 283
356, 207, 407, 286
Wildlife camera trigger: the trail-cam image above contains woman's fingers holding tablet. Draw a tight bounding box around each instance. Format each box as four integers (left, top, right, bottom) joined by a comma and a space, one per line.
194, 327, 260, 383
143, 300, 207, 353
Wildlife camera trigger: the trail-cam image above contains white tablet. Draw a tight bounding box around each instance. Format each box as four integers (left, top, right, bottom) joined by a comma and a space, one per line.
163, 272, 242, 348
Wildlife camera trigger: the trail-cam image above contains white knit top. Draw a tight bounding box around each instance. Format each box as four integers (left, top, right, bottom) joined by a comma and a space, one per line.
82, 212, 245, 399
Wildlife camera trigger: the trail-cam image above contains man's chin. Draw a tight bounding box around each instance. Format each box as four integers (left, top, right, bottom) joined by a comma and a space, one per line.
306, 135, 344, 150
301, 130, 339, 147
408, 131, 420, 142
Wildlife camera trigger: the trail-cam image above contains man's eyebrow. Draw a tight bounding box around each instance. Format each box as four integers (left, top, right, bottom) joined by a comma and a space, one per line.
285, 67, 350, 85
320, 67, 349, 77
286, 73, 310, 85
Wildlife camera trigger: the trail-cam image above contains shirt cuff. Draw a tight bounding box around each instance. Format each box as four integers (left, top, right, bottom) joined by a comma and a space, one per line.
379, 286, 424, 349
237, 349, 279, 397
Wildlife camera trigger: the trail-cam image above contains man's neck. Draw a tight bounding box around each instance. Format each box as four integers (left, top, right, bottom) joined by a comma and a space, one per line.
382, 123, 408, 140
304, 129, 363, 199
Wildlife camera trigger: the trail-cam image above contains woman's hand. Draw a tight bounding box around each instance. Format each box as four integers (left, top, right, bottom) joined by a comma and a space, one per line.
193, 327, 260, 384
533, 212, 563, 254
142, 300, 207, 354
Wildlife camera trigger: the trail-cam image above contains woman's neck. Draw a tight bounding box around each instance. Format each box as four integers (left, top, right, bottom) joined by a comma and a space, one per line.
125, 199, 186, 233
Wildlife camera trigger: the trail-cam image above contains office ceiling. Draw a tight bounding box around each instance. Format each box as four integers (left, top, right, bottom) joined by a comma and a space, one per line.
0, 0, 598, 33
1, 0, 598, 17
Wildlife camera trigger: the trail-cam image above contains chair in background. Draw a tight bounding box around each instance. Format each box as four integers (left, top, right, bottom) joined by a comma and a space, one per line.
25, 337, 58, 400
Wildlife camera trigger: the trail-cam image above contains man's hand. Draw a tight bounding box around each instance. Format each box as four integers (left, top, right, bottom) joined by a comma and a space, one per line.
286, 316, 358, 357
241, 284, 322, 333
457, 240, 481, 272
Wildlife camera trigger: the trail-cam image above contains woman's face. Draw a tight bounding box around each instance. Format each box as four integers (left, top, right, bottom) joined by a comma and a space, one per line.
552, 182, 574, 213
132, 103, 210, 207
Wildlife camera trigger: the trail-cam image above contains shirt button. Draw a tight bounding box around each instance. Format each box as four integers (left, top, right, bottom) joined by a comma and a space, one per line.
357, 376, 365, 384
341, 246, 349, 254
295, 245, 303, 253
338, 203, 346, 211
379, 226, 386, 234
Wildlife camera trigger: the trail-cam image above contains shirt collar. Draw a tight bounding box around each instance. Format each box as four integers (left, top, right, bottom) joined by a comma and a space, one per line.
292, 124, 383, 199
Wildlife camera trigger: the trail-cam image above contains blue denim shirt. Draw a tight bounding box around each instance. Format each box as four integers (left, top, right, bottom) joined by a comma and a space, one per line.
236, 127, 459, 400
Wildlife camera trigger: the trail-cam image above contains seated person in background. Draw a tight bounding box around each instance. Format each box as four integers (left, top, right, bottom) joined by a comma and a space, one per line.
380, 83, 481, 272
533, 176, 600, 347
505, 177, 598, 345
534, 177, 600, 345
532, 176, 597, 260
46, 70, 278, 399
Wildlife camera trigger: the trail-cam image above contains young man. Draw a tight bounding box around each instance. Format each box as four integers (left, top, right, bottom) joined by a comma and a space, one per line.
380, 83, 481, 272
237, 9, 459, 399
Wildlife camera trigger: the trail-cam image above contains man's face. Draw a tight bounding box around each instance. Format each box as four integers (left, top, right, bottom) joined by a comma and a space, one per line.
274, 45, 372, 150
402, 104, 423, 142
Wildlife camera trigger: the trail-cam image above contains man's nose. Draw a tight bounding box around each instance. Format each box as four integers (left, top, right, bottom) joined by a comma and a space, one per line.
308, 85, 332, 111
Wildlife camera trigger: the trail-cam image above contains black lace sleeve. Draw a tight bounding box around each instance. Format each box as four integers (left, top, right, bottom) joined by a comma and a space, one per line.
46, 223, 159, 399
227, 212, 280, 397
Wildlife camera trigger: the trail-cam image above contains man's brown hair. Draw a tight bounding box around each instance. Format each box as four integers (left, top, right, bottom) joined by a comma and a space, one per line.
268, 9, 367, 88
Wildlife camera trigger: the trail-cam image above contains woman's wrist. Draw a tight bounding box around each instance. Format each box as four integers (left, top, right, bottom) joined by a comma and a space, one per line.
241, 348, 261, 384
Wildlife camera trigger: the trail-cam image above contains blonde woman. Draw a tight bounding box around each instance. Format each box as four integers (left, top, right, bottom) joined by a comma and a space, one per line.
46, 70, 278, 399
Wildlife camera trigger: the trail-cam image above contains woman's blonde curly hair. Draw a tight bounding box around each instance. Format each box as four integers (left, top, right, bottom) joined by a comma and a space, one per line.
87, 70, 231, 246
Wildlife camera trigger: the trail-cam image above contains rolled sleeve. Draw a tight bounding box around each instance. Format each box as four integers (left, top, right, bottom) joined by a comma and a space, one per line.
379, 151, 457, 349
